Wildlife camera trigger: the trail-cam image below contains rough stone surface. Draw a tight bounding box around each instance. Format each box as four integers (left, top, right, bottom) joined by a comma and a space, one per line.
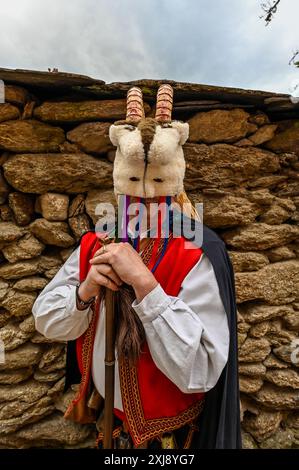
37, 193, 69, 221
34, 370, 65, 383
0, 309, 11, 328
228, 251, 269, 272
263, 354, 289, 369
1, 290, 37, 317
0, 368, 33, 385
3, 153, 113, 193
2, 234, 45, 263
222, 223, 299, 250
67, 122, 113, 154
13, 277, 48, 292
0, 344, 43, 370
259, 428, 295, 449
273, 345, 299, 366
239, 304, 293, 324
68, 214, 91, 240
8, 193, 35, 226
252, 383, 299, 410
0, 72, 298, 449
259, 199, 296, 225
85, 188, 116, 224
68, 195, 85, 218
239, 363, 267, 377
3, 85, 29, 106
30, 218, 75, 247
0, 169, 9, 204
188, 109, 257, 143
235, 260, 299, 304
0, 321, 33, 350
1, 412, 95, 448
265, 369, 299, 389
265, 120, 299, 155
0, 281, 9, 302
38, 344, 65, 371
183, 144, 280, 190
248, 124, 278, 145
239, 376, 264, 393
0, 120, 65, 152
243, 410, 283, 442
283, 310, 299, 331
18, 315, 36, 334
33, 99, 150, 122
0, 259, 41, 279
0, 222, 23, 243
241, 431, 258, 449
239, 338, 271, 362
249, 321, 271, 338
0, 103, 20, 122
265, 245, 296, 262
0, 396, 54, 435
202, 195, 261, 228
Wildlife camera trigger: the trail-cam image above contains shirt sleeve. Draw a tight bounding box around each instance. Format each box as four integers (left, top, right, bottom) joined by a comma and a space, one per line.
32, 246, 93, 341
131, 252, 230, 394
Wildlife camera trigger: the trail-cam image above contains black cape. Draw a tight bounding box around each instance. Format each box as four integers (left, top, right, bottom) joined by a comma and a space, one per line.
179, 216, 242, 449
65, 214, 242, 449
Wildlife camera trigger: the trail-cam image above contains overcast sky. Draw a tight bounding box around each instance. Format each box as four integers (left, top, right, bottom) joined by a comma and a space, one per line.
0, 0, 298, 95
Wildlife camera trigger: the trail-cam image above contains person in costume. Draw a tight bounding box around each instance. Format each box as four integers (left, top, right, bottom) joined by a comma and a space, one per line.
32, 84, 241, 449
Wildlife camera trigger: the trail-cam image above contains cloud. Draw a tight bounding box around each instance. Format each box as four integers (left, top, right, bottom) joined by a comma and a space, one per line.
0, 0, 298, 94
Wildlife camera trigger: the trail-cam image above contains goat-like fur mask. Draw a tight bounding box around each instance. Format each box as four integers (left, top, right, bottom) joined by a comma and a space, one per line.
109, 85, 189, 198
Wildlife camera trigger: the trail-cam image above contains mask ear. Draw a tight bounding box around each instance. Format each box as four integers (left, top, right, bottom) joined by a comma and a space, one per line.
109, 124, 123, 146
170, 121, 189, 145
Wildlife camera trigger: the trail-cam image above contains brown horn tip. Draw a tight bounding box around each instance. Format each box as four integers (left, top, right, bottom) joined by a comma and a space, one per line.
155, 84, 173, 122
126, 86, 145, 124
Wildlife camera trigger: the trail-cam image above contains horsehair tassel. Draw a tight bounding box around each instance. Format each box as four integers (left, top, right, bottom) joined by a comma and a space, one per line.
152, 196, 169, 272
123, 195, 130, 242
118, 194, 125, 241
133, 196, 144, 252
147, 196, 164, 272
126, 86, 145, 123
155, 84, 173, 123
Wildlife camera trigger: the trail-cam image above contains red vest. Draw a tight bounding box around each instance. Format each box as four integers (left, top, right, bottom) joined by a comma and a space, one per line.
75, 232, 205, 446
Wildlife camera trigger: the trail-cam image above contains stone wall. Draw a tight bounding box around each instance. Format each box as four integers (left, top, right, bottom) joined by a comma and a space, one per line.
0, 68, 298, 448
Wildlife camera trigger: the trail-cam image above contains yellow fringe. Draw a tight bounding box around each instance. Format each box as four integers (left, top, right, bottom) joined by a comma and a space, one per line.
115, 191, 201, 222
174, 191, 201, 222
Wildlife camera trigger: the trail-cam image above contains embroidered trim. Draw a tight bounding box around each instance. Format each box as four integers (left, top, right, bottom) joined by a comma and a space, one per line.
183, 422, 199, 449
119, 358, 205, 446
64, 295, 100, 421
64, 239, 102, 422
95, 425, 122, 448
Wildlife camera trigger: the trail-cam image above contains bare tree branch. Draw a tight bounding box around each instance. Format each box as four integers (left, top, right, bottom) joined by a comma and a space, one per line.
260, 1, 298, 68
289, 50, 299, 66
260, 0, 281, 25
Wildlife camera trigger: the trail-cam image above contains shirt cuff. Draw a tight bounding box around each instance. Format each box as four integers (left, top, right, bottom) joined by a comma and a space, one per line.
131, 283, 172, 323
65, 284, 92, 317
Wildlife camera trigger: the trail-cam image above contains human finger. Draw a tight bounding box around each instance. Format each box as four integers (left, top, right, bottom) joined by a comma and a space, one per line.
94, 263, 123, 286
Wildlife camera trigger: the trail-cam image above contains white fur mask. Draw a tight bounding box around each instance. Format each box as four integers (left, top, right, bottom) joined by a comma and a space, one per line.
109, 119, 189, 198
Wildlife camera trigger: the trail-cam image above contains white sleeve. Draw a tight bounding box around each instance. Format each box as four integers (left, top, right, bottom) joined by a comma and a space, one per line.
131, 253, 230, 393
32, 246, 93, 341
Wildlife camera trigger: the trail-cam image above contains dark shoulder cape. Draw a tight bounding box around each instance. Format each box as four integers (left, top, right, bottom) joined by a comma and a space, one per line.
177, 215, 242, 449
65, 215, 242, 449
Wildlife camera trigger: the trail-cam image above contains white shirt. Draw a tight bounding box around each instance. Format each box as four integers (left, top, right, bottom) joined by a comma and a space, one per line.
32, 244, 229, 412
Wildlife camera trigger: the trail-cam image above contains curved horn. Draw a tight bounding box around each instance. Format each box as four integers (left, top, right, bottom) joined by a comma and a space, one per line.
155, 84, 173, 122
126, 86, 145, 123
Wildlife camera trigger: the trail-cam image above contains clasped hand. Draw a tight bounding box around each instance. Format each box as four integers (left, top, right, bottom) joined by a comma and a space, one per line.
78, 241, 158, 303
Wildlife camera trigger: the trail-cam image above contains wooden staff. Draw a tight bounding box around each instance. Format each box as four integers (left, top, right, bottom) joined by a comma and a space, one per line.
103, 286, 116, 449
